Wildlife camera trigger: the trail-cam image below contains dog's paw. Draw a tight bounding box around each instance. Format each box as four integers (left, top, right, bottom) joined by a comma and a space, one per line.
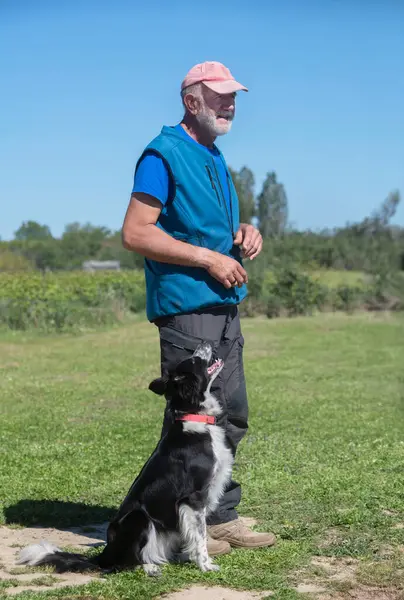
200, 560, 220, 572
142, 564, 162, 577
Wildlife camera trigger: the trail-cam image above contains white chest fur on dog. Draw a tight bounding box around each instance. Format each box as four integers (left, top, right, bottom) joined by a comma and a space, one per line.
182, 389, 233, 515
206, 423, 233, 514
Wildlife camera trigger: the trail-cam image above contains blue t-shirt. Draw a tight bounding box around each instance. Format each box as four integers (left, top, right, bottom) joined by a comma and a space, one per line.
132, 124, 231, 215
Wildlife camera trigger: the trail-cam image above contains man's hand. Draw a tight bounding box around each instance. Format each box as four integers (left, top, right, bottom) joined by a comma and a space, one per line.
234, 223, 263, 260
203, 251, 248, 290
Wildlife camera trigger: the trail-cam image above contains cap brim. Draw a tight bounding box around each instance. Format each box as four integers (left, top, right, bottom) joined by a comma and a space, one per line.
203, 80, 248, 94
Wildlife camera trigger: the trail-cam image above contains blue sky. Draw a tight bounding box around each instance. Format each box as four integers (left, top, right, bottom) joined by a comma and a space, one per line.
1, 0, 403, 240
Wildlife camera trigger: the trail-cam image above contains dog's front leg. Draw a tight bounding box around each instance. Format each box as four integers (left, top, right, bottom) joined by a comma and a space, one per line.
179, 505, 219, 572
194, 510, 219, 572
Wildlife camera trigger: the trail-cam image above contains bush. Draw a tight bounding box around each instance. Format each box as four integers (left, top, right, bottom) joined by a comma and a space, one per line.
332, 285, 365, 313
0, 250, 34, 272
0, 271, 146, 331
267, 267, 329, 316
266, 293, 283, 319
363, 273, 404, 312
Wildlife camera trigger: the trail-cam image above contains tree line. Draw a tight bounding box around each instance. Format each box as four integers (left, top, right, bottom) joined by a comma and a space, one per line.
1, 168, 403, 277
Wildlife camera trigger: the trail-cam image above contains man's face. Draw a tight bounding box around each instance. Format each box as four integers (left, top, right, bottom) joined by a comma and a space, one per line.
195, 86, 236, 137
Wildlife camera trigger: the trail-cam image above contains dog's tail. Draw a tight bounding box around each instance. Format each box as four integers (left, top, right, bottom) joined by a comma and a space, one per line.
17, 541, 101, 573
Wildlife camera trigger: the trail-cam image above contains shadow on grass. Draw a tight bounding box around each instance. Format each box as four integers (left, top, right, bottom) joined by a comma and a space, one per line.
4, 499, 116, 529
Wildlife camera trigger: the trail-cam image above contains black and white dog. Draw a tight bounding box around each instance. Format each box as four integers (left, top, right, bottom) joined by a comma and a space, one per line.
17, 342, 233, 576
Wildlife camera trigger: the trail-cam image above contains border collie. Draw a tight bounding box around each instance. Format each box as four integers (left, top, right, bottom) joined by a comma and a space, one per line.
17, 342, 233, 576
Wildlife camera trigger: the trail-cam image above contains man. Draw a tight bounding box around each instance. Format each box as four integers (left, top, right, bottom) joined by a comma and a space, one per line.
122, 61, 276, 556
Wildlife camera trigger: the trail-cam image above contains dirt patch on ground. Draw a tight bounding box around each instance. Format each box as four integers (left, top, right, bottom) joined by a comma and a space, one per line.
317, 528, 347, 551
317, 585, 404, 599
293, 554, 404, 599
292, 555, 358, 596
295, 583, 328, 593
160, 587, 273, 599
310, 555, 358, 582
0, 522, 108, 595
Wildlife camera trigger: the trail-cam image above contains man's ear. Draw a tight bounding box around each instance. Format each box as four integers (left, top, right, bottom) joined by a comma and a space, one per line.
148, 376, 169, 396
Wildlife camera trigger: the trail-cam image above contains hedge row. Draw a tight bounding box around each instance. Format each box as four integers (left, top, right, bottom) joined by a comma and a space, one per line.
0, 268, 402, 331
0, 271, 145, 331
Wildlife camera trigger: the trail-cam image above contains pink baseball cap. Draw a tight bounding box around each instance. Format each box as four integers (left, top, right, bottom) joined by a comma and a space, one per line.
181, 61, 248, 95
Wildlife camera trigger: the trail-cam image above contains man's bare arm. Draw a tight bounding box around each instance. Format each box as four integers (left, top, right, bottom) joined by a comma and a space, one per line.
122, 193, 248, 289
122, 193, 209, 267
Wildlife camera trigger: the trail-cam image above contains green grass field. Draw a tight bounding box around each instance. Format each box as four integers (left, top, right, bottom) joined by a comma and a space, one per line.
1, 313, 404, 599
308, 269, 370, 288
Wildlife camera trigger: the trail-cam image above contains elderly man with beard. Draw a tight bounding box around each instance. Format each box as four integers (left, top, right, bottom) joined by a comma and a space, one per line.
122, 61, 276, 556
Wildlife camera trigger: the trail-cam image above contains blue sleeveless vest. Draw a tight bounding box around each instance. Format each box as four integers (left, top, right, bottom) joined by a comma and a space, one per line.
136, 125, 248, 321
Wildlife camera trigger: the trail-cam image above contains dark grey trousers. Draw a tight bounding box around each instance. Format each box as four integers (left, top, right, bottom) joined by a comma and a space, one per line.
154, 305, 248, 525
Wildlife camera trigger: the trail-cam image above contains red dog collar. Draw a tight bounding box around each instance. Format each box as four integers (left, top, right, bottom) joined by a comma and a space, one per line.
176, 414, 216, 425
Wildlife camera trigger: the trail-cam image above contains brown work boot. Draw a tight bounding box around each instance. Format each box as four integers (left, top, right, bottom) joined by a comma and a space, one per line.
207, 533, 231, 556
208, 518, 276, 549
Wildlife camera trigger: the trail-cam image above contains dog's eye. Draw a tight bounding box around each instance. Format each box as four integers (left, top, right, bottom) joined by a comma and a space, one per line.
173, 375, 186, 382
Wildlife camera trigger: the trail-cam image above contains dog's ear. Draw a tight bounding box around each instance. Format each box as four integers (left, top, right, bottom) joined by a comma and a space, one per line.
148, 376, 169, 396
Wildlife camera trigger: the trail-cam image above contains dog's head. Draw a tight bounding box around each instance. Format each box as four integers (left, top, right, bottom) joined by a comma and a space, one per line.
148, 342, 224, 414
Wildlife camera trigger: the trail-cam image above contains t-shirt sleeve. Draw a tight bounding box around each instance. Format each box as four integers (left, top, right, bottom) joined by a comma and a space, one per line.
132, 153, 170, 206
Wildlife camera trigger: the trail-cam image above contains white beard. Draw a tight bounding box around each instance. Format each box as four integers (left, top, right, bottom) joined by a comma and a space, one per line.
195, 106, 233, 137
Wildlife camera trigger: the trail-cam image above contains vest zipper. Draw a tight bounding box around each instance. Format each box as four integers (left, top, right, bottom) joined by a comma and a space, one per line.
205, 165, 222, 207
225, 171, 235, 236
211, 159, 234, 236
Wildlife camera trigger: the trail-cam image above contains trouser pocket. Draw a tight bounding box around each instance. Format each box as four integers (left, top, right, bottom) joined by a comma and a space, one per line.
158, 325, 216, 376
221, 334, 247, 420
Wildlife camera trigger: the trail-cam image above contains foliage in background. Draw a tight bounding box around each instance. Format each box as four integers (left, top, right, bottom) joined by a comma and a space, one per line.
0, 168, 402, 331
0, 170, 402, 276
229, 166, 256, 224
0, 271, 145, 331
258, 171, 289, 238
0, 268, 402, 332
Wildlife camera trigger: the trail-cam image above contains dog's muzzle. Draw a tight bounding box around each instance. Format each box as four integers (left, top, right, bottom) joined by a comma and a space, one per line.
192, 342, 213, 363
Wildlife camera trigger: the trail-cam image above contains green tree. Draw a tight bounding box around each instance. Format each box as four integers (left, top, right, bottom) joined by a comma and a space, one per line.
97, 230, 145, 269
371, 189, 400, 228
364, 190, 401, 283
229, 166, 256, 224
258, 172, 288, 238
14, 220, 52, 241
60, 223, 111, 268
